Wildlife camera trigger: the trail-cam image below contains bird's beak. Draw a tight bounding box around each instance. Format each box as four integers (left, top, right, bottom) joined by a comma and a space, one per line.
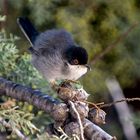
85, 64, 91, 71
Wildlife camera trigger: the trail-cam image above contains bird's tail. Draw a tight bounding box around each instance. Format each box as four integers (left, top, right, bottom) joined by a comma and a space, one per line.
17, 17, 39, 46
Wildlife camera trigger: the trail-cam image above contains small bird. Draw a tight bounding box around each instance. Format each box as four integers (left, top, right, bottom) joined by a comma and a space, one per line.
17, 17, 90, 85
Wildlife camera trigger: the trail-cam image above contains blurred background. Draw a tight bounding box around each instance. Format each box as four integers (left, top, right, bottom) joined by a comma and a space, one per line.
0, 0, 140, 139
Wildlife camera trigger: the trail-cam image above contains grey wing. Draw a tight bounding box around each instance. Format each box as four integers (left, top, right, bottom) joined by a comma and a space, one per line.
31, 49, 65, 82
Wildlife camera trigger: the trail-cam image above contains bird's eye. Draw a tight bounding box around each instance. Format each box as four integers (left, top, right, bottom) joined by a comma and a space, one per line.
73, 59, 79, 65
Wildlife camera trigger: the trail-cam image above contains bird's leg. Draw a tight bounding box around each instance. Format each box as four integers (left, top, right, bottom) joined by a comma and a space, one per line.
50, 80, 70, 93
64, 79, 80, 85
50, 81, 60, 91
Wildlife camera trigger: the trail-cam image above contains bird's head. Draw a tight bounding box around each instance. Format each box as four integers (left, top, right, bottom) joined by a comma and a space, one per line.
64, 46, 90, 80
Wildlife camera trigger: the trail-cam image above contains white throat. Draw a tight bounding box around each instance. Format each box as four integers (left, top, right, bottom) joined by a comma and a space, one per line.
66, 64, 87, 80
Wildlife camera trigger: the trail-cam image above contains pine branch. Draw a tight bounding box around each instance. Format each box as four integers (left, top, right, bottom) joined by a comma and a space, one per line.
0, 77, 68, 122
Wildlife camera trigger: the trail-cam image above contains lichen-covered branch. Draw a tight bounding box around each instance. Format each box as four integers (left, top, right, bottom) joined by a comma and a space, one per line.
83, 119, 116, 140
0, 77, 68, 122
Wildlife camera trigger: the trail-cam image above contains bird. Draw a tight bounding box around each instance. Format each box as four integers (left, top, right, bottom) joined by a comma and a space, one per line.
17, 17, 90, 86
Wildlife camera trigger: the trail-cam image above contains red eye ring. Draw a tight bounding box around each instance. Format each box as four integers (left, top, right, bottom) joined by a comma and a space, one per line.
73, 59, 79, 65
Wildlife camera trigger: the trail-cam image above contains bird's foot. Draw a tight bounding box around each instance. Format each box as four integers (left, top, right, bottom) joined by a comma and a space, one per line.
50, 81, 60, 91
63, 79, 80, 85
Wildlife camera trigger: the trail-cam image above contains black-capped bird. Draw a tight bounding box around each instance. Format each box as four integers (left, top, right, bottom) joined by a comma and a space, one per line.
17, 17, 90, 86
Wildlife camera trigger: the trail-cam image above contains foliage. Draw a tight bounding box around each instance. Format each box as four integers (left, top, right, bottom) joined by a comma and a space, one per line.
0, 106, 39, 136
0, 29, 54, 95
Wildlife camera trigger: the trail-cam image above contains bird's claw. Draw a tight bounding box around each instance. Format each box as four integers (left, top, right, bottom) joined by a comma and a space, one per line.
63, 79, 80, 85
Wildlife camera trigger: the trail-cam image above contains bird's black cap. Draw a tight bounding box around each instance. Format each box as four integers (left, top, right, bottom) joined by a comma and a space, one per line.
64, 46, 88, 65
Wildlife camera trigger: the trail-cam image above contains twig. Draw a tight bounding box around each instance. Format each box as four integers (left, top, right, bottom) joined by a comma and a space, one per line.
99, 97, 140, 108
69, 101, 84, 140
0, 117, 29, 140
91, 22, 139, 64
57, 127, 69, 140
